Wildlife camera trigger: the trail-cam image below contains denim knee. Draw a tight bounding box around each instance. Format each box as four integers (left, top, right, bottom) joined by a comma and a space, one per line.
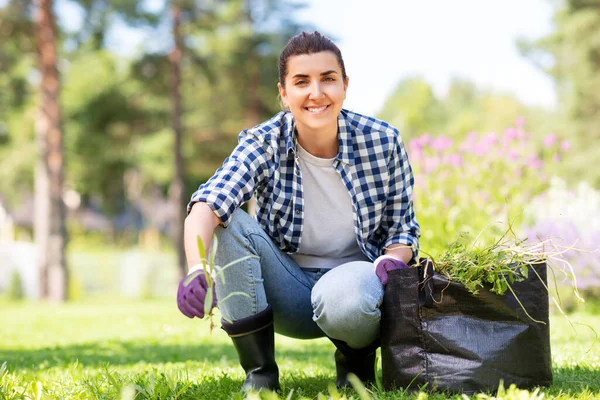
311, 261, 383, 349
212, 209, 268, 321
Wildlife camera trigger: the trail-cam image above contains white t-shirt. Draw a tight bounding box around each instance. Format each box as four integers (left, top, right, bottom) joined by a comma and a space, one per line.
290, 144, 370, 269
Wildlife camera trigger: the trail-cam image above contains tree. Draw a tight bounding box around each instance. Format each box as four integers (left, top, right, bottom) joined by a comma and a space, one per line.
169, 0, 185, 278
0, 1, 37, 209
376, 77, 443, 139
34, 0, 68, 301
519, 1, 600, 186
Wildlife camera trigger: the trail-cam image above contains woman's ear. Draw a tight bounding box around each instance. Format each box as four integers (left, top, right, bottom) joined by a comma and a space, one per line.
344, 76, 350, 98
277, 82, 288, 108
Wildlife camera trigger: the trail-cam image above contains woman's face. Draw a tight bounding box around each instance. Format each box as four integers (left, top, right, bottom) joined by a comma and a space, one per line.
278, 51, 349, 136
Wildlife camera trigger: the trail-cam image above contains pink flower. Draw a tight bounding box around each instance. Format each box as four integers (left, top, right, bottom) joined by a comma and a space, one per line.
417, 134, 432, 147
485, 132, 498, 145
431, 136, 453, 151
553, 154, 561, 163
423, 156, 440, 174
527, 156, 544, 169
446, 153, 462, 167
515, 116, 526, 129
408, 140, 423, 160
473, 140, 491, 156
466, 131, 478, 142
509, 150, 520, 161
560, 139, 571, 152
543, 134, 557, 149
504, 128, 519, 140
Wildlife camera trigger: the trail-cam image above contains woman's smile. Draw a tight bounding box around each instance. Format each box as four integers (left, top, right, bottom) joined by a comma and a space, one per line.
305, 104, 330, 114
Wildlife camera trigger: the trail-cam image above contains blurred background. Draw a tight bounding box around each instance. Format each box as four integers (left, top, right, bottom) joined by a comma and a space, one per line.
0, 0, 598, 309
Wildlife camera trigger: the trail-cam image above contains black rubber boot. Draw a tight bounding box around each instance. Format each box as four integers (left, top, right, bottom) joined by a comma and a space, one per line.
329, 337, 379, 388
221, 305, 280, 392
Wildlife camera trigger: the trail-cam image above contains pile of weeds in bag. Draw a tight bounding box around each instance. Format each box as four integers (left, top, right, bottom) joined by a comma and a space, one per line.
380, 228, 589, 394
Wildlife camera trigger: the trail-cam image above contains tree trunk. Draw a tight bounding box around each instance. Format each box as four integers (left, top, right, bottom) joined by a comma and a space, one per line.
169, 2, 186, 279
34, 0, 68, 301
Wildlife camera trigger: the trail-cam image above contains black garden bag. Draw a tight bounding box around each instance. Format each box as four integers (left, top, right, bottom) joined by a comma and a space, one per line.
380, 259, 552, 394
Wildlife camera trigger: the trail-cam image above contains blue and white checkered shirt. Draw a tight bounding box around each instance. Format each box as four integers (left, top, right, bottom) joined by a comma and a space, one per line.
188, 109, 420, 261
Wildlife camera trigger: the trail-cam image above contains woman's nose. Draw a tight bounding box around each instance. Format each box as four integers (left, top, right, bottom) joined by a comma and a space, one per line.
309, 82, 325, 99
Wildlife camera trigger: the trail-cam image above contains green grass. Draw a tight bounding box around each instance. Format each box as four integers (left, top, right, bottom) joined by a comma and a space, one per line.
0, 299, 599, 399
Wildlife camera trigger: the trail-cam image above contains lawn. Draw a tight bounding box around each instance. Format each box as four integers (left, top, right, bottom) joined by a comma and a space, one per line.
0, 299, 599, 399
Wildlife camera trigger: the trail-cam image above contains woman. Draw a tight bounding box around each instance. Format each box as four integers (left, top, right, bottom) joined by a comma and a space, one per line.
177, 31, 420, 392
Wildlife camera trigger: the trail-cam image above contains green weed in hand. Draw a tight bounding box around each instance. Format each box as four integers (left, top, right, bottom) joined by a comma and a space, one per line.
185, 235, 256, 330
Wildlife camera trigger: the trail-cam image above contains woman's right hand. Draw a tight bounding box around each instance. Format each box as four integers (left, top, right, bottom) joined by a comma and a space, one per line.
176, 270, 217, 319
374, 255, 409, 286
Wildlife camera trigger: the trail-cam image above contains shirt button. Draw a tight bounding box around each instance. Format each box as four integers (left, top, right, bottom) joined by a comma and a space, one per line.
295, 209, 300, 215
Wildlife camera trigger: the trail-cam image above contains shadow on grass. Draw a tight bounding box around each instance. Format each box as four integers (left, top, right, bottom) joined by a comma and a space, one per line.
0, 339, 333, 370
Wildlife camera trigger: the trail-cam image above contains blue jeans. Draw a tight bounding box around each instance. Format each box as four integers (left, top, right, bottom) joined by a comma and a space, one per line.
213, 209, 383, 349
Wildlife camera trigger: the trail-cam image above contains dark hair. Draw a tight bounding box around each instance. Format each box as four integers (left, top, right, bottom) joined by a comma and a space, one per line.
278, 31, 347, 87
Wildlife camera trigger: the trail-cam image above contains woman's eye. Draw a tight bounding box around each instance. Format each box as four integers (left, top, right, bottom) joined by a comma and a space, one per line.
295, 80, 308, 85
324, 77, 335, 82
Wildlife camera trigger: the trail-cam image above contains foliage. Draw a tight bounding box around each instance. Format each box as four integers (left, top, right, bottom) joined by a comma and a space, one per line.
409, 119, 569, 257
519, 1, 600, 187
426, 226, 587, 326
0, 0, 37, 207
431, 231, 538, 297
0, 300, 599, 399
376, 77, 560, 143
62, 50, 150, 216
0, 0, 311, 235
377, 77, 444, 139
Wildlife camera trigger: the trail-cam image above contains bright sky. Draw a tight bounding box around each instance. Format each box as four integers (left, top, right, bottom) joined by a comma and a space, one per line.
296, 0, 557, 115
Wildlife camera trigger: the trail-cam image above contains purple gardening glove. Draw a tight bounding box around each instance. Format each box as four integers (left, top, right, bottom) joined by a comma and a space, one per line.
374, 255, 409, 286
176, 269, 217, 319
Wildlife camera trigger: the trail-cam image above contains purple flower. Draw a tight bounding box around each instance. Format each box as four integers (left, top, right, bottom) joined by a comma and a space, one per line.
526, 219, 600, 290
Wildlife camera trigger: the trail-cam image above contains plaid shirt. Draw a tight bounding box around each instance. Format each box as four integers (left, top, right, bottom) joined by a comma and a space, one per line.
188, 109, 420, 261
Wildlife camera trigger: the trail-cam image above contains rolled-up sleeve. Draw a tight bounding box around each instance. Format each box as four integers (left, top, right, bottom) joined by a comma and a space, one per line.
187, 132, 271, 227
380, 135, 421, 259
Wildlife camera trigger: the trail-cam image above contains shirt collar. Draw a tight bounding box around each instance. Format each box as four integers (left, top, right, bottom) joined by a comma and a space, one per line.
283, 109, 355, 165
336, 109, 354, 165
284, 112, 298, 156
